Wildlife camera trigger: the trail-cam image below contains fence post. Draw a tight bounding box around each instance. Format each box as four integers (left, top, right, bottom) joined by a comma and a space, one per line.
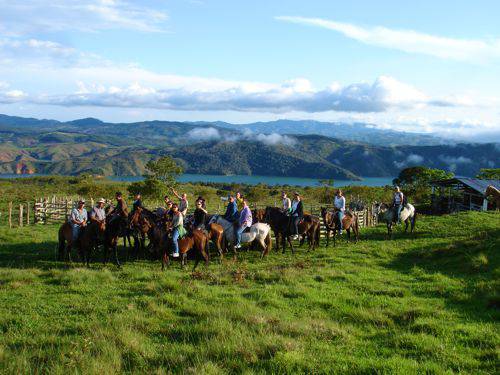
26, 202, 30, 225
8, 202, 12, 228
19, 204, 23, 227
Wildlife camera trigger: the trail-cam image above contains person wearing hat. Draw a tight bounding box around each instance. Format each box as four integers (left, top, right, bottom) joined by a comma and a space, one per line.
392, 186, 404, 224
90, 198, 106, 225
290, 192, 304, 240
69, 199, 88, 243
108, 192, 129, 220
223, 195, 238, 223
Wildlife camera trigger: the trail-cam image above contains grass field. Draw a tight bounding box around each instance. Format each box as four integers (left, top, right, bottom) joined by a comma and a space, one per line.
0, 212, 498, 374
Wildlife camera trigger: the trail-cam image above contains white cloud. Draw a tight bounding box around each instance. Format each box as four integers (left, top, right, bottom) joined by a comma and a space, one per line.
184, 126, 296, 146
276, 16, 500, 63
255, 133, 297, 146
186, 127, 221, 141
393, 153, 424, 168
0, 0, 168, 34
30, 76, 432, 113
0, 82, 26, 103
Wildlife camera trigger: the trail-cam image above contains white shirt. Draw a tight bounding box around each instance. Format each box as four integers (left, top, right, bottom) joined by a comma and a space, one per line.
282, 197, 291, 210
334, 196, 345, 212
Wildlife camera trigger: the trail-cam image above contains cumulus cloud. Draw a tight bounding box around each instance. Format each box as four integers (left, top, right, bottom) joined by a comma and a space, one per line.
277, 16, 500, 63
393, 153, 424, 168
184, 127, 296, 146
438, 155, 473, 172
186, 127, 221, 141
0, 0, 168, 34
0, 81, 26, 103
31, 76, 433, 113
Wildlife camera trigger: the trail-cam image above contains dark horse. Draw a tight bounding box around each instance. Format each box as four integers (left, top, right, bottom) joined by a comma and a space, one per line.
162, 228, 210, 271
264, 207, 320, 254
320, 207, 359, 247
57, 221, 76, 262
103, 214, 126, 266
80, 220, 106, 266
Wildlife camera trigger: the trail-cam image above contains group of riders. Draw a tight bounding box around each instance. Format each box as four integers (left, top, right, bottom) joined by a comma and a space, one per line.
66, 184, 408, 259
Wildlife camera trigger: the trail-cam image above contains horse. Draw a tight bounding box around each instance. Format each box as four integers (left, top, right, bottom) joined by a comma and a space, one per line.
485, 185, 500, 210
264, 207, 320, 254
162, 228, 210, 270
208, 215, 272, 258
207, 223, 225, 259
57, 221, 76, 262
103, 214, 126, 266
79, 220, 106, 266
129, 207, 158, 259
374, 202, 416, 238
320, 207, 359, 247
252, 208, 266, 223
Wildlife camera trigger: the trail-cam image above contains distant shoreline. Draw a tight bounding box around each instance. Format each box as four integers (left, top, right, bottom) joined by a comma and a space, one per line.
0, 173, 394, 187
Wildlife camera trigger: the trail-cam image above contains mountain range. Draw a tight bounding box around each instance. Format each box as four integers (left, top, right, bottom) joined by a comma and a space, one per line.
0, 114, 498, 179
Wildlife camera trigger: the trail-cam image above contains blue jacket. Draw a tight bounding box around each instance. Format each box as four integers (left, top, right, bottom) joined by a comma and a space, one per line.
224, 201, 238, 222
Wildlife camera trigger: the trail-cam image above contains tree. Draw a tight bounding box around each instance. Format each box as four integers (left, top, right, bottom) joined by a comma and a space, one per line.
145, 156, 183, 187
127, 156, 183, 199
476, 168, 500, 180
393, 166, 453, 204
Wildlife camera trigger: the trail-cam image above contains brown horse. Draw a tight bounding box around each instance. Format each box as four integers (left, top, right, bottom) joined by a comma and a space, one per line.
485, 185, 500, 210
57, 222, 76, 262
207, 223, 224, 259
129, 207, 157, 259
162, 228, 210, 270
252, 208, 266, 223
321, 207, 359, 247
80, 220, 106, 266
264, 207, 320, 254
103, 215, 125, 266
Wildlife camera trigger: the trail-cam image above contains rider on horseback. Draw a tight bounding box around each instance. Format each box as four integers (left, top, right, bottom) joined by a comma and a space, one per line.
108, 192, 129, 235
392, 186, 404, 224
69, 199, 88, 247
132, 193, 143, 213
224, 195, 238, 222
90, 198, 106, 224
281, 191, 292, 214
235, 199, 252, 249
290, 192, 304, 240
171, 203, 185, 258
334, 189, 346, 235
193, 199, 208, 230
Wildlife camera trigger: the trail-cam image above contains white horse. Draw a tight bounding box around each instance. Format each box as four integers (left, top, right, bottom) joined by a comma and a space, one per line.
208, 215, 272, 257
374, 203, 416, 238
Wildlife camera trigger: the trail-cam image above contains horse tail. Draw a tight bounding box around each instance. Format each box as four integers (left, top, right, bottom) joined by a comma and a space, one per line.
57, 225, 66, 260
315, 222, 321, 247
411, 211, 417, 233
265, 232, 272, 253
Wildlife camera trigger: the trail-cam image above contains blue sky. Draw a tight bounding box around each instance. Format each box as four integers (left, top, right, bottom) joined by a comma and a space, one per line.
0, 0, 499, 140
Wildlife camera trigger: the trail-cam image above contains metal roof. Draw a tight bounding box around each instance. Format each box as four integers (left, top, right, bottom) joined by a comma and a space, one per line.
432, 176, 500, 194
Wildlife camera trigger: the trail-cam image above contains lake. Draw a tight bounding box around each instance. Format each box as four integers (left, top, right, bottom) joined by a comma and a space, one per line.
0, 173, 393, 187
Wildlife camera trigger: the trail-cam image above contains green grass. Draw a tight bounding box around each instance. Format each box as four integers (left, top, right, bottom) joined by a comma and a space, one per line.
0, 212, 498, 374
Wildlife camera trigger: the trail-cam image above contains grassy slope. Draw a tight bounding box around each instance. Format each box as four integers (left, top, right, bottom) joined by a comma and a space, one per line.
0, 212, 498, 374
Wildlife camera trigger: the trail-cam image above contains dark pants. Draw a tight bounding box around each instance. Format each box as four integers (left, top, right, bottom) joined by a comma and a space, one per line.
292, 216, 300, 235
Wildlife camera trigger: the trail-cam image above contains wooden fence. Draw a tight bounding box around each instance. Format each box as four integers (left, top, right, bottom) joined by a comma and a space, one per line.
3, 197, 378, 232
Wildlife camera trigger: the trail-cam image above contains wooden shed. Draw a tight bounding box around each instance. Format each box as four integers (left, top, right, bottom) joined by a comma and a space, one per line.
431, 177, 499, 214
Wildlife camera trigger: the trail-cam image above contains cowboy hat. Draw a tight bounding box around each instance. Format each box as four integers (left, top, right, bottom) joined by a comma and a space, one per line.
98, 198, 105, 204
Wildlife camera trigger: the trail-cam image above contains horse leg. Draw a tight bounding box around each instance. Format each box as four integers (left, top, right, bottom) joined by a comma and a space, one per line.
114, 243, 121, 267
325, 230, 329, 248
347, 228, 351, 243
286, 235, 295, 254
182, 253, 187, 268
404, 219, 409, 233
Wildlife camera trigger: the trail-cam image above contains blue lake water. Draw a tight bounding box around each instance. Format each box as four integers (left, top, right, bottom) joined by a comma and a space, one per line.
0, 173, 393, 187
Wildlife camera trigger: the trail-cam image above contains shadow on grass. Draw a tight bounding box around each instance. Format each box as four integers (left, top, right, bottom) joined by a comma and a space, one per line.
0, 241, 132, 270
386, 228, 500, 321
